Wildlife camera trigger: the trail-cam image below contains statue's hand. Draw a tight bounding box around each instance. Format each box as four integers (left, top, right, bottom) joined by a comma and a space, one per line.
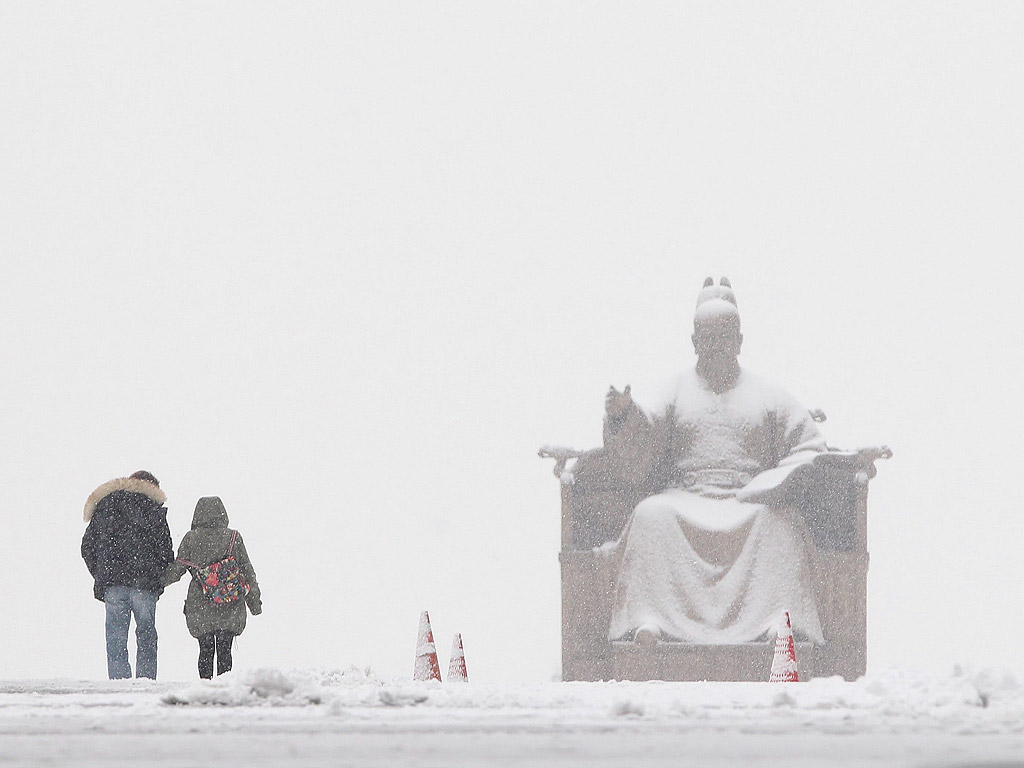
605, 385, 633, 420
857, 445, 893, 463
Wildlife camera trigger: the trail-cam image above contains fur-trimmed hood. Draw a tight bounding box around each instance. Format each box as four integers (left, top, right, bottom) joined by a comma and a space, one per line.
83, 477, 167, 522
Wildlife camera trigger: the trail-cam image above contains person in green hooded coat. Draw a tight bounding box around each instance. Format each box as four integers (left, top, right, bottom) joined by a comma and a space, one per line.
164, 496, 262, 678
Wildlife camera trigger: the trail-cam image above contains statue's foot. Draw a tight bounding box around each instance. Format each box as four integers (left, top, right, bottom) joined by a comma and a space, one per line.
634, 624, 661, 647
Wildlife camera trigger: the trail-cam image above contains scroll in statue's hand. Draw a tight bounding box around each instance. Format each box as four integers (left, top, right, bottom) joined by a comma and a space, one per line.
605, 385, 633, 420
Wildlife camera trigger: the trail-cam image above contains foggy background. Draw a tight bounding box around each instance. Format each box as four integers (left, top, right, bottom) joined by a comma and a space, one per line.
1, 3, 1021, 682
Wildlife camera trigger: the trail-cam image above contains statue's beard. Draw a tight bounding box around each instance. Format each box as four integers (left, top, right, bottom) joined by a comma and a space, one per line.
697, 351, 739, 366
696, 354, 740, 391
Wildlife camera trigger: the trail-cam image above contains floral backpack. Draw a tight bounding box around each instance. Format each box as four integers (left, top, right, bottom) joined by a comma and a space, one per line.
176, 530, 249, 604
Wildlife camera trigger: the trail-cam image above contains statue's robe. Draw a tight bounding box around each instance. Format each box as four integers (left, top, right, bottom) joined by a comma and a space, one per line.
604, 367, 827, 644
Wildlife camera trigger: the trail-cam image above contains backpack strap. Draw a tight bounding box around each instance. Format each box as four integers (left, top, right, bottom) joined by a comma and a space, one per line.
175, 531, 237, 572
178, 532, 237, 573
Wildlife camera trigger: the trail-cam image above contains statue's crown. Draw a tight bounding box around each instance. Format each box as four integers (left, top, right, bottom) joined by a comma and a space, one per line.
696, 276, 737, 308
694, 277, 740, 329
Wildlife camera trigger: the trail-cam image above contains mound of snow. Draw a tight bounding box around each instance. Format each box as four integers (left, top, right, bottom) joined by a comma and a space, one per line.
153, 664, 1024, 733
162, 668, 323, 707
966, 667, 1020, 707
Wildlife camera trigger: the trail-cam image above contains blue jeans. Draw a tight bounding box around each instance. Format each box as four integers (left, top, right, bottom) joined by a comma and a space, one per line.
104, 586, 159, 680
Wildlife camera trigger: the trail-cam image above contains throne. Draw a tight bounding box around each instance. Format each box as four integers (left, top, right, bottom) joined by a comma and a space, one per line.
541, 438, 890, 682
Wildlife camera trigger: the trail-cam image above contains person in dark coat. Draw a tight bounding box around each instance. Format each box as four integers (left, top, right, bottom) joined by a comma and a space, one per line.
81, 470, 174, 680
163, 496, 262, 679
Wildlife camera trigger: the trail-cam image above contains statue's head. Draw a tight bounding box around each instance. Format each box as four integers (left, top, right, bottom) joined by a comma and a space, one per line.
692, 277, 742, 360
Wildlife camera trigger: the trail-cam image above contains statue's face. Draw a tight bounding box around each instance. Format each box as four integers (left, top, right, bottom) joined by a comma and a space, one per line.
691, 317, 742, 360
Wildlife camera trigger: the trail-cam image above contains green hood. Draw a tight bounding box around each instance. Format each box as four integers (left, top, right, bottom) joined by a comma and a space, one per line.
191, 496, 229, 529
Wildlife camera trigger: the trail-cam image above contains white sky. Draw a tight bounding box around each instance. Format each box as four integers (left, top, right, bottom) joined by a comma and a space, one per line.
0, 3, 1022, 682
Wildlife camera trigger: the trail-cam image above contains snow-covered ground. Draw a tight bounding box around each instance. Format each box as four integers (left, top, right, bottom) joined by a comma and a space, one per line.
0, 668, 1021, 767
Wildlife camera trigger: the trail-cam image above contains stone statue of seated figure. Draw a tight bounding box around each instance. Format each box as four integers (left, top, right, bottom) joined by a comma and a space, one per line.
542, 278, 890, 680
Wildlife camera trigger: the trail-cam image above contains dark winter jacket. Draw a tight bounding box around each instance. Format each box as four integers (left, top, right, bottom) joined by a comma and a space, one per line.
81, 478, 174, 601
163, 496, 262, 638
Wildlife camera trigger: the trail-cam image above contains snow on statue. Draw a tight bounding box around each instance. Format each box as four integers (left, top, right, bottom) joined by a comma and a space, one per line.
597, 278, 839, 645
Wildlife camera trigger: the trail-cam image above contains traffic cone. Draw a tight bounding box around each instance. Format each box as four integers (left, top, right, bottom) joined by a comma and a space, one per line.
769, 611, 800, 682
447, 633, 469, 683
413, 610, 442, 682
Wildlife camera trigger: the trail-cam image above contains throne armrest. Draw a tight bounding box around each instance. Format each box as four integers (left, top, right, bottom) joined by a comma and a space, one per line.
797, 446, 891, 552
540, 445, 641, 551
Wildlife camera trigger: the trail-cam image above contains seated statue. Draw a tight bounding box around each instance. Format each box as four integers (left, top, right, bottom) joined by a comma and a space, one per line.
575, 278, 887, 647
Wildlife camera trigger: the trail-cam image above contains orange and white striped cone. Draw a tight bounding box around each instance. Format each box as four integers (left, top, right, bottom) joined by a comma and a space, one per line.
413, 610, 442, 682
769, 611, 800, 682
447, 633, 469, 683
